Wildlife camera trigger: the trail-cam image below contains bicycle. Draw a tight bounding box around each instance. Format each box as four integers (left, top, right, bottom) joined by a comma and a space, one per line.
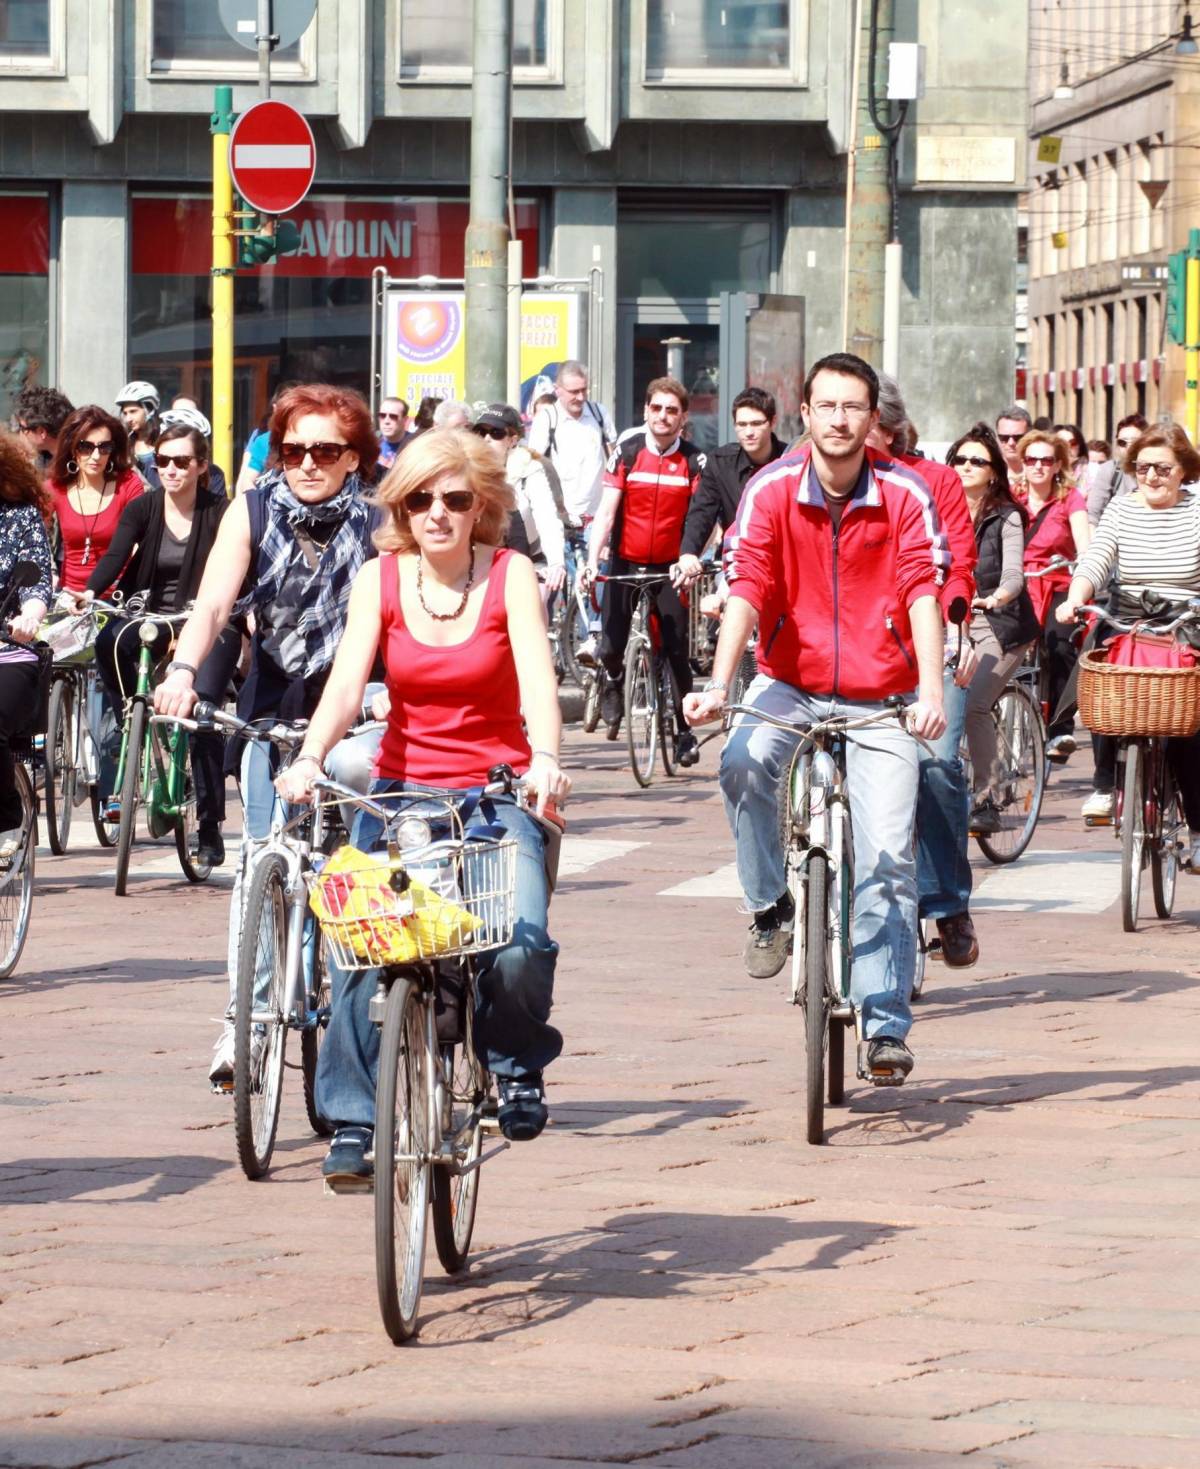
108, 603, 213, 896
309, 767, 557, 1344
547, 528, 594, 688
597, 569, 687, 788
1074, 595, 1200, 933
726, 697, 926, 1145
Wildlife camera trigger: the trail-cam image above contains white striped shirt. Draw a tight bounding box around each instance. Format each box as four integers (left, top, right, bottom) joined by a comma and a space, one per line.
1076, 489, 1200, 613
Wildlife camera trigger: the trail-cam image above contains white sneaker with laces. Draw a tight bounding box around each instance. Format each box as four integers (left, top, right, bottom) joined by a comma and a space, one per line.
575, 635, 598, 669
1081, 789, 1114, 822
0, 827, 22, 868
208, 1024, 235, 1087
1184, 832, 1200, 873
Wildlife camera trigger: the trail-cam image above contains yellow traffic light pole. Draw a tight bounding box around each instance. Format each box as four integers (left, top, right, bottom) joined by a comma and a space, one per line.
1187, 229, 1200, 445
211, 86, 235, 489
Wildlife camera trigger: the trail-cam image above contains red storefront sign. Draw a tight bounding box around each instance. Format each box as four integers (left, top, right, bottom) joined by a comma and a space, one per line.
132, 197, 540, 279
0, 196, 50, 274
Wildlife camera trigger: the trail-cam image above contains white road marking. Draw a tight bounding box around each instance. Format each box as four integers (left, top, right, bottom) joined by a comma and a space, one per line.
660, 862, 741, 899
559, 837, 647, 880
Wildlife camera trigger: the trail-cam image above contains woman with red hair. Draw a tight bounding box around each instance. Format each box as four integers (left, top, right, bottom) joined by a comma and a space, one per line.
155, 383, 382, 1087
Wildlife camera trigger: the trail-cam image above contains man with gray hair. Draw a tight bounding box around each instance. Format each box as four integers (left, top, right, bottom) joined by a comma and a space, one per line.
867, 374, 983, 971
995, 404, 1032, 481
432, 399, 472, 430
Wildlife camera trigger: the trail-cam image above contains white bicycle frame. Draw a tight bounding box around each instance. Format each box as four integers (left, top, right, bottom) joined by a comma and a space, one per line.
786, 745, 852, 1015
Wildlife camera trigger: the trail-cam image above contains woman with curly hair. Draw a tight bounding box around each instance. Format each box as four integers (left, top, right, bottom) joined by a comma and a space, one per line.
47, 406, 143, 595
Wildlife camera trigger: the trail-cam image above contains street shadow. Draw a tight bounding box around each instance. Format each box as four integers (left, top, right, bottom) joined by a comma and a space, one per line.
0, 957, 225, 996
0, 1154, 229, 1204
550, 1096, 749, 1137
565, 812, 690, 831
914, 966, 1199, 1021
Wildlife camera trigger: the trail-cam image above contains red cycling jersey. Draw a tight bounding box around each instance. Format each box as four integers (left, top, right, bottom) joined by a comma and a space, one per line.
603, 432, 705, 564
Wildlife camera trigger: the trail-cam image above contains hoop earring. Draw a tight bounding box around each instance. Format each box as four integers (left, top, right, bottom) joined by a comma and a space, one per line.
66, 459, 79, 477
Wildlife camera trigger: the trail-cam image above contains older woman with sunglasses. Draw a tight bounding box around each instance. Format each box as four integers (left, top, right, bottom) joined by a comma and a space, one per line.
155, 383, 382, 1088
1057, 423, 1200, 856
274, 429, 570, 1181
1014, 429, 1090, 762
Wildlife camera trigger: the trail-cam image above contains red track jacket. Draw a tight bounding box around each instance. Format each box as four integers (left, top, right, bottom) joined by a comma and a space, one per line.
898, 450, 977, 618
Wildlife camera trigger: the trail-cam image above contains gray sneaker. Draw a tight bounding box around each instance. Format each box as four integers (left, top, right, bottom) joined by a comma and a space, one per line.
743, 894, 794, 979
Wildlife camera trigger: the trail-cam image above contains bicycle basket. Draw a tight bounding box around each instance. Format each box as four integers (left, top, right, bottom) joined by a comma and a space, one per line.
310, 836, 517, 970
1077, 650, 1200, 738
39, 608, 98, 666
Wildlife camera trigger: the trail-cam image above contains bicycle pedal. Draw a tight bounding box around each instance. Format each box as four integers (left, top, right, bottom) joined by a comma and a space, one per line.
866, 1070, 907, 1088
1084, 815, 1113, 828
323, 1174, 374, 1197
210, 1079, 234, 1095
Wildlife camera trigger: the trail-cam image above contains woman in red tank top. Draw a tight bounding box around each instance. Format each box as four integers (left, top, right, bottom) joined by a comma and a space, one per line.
275, 427, 570, 1177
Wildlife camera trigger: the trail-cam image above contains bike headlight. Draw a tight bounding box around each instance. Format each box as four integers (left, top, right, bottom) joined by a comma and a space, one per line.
138, 620, 159, 646
393, 815, 432, 851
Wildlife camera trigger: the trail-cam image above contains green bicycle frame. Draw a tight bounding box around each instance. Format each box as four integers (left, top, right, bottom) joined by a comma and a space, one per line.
111, 629, 191, 840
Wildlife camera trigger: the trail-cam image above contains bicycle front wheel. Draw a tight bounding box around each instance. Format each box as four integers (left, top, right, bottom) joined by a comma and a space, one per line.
1151, 757, 1181, 920
44, 675, 76, 855
300, 925, 334, 1138
172, 730, 212, 884
624, 638, 657, 787
657, 659, 678, 777
431, 1002, 485, 1275
0, 763, 36, 980
233, 854, 290, 1179
113, 701, 146, 897
375, 979, 433, 1344
974, 684, 1046, 864
1120, 743, 1145, 933
804, 850, 830, 1146
581, 672, 602, 733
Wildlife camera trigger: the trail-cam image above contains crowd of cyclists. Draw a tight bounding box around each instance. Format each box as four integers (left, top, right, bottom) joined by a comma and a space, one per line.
2, 352, 1199, 1176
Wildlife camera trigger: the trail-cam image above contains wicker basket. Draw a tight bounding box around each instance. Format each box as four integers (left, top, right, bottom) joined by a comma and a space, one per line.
1077, 650, 1200, 738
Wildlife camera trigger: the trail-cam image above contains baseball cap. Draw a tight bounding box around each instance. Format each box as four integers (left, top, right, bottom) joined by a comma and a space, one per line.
474, 403, 522, 435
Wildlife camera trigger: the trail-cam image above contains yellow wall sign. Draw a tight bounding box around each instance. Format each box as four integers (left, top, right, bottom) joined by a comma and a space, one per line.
1051, 230, 1069, 250
1037, 135, 1063, 165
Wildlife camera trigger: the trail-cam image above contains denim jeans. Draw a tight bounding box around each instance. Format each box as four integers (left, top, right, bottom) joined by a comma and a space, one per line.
915, 669, 972, 921
314, 780, 562, 1130
719, 674, 919, 1040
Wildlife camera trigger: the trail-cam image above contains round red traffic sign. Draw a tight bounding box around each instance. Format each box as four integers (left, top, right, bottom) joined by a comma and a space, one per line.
228, 100, 316, 216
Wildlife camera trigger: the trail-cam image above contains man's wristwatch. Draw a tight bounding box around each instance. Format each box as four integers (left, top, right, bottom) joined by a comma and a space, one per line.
166, 660, 197, 678
703, 679, 728, 695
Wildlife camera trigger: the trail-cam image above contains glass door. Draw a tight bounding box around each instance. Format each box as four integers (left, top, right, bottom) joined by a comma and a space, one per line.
618, 299, 722, 450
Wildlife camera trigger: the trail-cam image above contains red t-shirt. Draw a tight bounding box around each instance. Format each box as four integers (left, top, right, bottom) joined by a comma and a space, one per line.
373, 549, 531, 789
50, 471, 144, 593
1015, 486, 1087, 624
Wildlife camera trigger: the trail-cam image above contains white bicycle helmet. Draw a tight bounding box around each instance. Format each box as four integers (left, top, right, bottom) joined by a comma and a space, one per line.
115, 380, 160, 412
160, 404, 212, 440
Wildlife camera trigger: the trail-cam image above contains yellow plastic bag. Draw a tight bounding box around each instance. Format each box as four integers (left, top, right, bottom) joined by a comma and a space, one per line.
310, 844, 481, 964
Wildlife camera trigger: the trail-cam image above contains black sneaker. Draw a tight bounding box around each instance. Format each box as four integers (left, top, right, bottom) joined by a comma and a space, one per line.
497, 1074, 548, 1141
197, 822, 225, 867
968, 799, 1003, 834
322, 1125, 374, 1183
743, 891, 795, 979
601, 682, 623, 728
674, 729, 700, 767
866, 1035, 914, 1083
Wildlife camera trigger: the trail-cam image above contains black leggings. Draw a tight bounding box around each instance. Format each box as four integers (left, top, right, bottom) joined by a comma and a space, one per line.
599, 563, 693, 730
1043, 589, 1080, 740
1092, 731, 1200, 829
95, 619, 241, 827
0, 660, 40, 829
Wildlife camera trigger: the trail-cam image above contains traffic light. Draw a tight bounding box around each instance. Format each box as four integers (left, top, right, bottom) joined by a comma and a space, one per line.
238, 213, 301, 268
1167, 249, 1187, 346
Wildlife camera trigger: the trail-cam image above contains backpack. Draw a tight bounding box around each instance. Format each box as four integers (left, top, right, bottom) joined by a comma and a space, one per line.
544, 401, 612, 460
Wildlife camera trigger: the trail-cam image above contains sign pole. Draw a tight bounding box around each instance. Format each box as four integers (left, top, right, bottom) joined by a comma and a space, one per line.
211, 85, 236, 489
465, 0, 513, 405
257, 0, 272, 100
1188, 228, 1200, 443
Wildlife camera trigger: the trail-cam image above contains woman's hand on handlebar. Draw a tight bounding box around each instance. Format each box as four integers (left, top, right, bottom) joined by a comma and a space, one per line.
273, 756, 322, 807
153, 673, 199, 719
524, 751, 571, 818
683, 687, 727, 726
8, 609, 41, 644
1055, 598, 1081, 625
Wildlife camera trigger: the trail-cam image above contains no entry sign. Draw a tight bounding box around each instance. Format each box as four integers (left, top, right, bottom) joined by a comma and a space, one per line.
229, 100, 316, 216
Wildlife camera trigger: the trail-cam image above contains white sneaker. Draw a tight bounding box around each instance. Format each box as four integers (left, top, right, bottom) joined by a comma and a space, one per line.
1081, 790, 1114, 823
575, 635, 598, 669
208, 1025, 235, 1087
1184, 833, 1200, 873
0, 827, 22, 869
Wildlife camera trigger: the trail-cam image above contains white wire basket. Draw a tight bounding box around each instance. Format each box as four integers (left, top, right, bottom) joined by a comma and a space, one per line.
312, 836, 517, 971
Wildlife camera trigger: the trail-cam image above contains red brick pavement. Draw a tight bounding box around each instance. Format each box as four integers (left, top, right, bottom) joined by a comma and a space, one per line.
1, 730, 1198, 1468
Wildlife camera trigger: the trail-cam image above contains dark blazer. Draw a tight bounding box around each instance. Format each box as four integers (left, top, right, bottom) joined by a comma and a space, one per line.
680, 434, 788, 558
87, 487, 228, 611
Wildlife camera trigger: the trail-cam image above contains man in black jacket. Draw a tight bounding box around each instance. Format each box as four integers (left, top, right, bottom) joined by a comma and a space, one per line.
674, 387, 787, 587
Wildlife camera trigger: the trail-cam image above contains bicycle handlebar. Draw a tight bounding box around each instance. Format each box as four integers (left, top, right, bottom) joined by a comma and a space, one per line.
1074, 597, 1200, 637
1025, 556, 1074, 580
723, 698, 931, 751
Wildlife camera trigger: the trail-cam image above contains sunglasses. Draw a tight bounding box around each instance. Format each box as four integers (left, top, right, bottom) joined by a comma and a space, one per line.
470, 424, 509, 442
1116, 436, 1137, 448
279, 441, 350, 469
154, 452, 196, 470
950, 454, 991, 469
378, 411, 403, 420
1132, 461, 1177, 479
1023, 455, 1056, 468
403, 488, 477, 516
78, 439, 114, 456
997, 433, 1023, 443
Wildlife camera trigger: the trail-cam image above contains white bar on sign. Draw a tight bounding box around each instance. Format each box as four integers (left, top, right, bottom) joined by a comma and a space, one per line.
237, 19, 255, 30
234, 145, 312, 169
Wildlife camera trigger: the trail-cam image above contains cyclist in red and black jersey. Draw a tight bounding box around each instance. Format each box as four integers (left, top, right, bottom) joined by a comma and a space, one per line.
583, 377, 706, 766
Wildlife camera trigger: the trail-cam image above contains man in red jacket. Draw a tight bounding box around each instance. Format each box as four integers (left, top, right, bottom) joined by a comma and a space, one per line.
868, 375, 981, 970
684, 353, 948, 1083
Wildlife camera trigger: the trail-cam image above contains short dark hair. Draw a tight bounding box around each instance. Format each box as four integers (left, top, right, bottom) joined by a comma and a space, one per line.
995, 404, 1031, 429
732, 387, 776, 422
946, 422, 1020, 525
14, 385, 74, 436
1087, 438, 1111, 457
1116, 413, 1149, 436
381, 396, 408, 418
803, 353, 879, 410
645, 376, 688, 411
1053, 422, 1087, 458
1032, 415, 1052, 431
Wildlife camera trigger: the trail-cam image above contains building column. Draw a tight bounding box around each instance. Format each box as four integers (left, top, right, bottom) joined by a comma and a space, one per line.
778, 189, 845, 365
551, 187, 617, 413
59, 181, 128, 408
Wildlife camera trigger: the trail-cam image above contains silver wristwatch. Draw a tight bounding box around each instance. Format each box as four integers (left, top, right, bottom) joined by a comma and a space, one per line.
703, 679, 728, 695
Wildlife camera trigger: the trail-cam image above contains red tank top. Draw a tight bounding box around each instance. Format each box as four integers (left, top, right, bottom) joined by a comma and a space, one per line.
373, 549, 532, 788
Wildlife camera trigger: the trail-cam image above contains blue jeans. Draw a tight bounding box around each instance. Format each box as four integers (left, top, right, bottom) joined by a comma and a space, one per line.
314, 781, 562, 1130
719, 675, 919, 1040
915, 670, 972, 921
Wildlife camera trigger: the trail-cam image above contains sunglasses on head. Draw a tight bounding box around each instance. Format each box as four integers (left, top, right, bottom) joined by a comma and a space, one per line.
403, 488, 477, 516
1023, 454, 1055, 468
279, 441, 350, 469
950, 454, 991, 469
78, 438, 114, 456
155, 452, 196, 470
470, 424, 509, 442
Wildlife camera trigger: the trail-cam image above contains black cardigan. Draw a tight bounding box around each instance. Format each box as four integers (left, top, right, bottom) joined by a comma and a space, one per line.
87, 487, 228, 611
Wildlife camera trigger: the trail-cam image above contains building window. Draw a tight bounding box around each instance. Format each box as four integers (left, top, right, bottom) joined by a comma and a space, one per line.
151, 0, 305, 72
399, 0, 551, 77
645, 0, 792, 79
619, 216, 772, 298
0, 194, 51, 424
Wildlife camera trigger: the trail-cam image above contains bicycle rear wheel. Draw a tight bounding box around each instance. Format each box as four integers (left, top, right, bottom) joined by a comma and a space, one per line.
0, 763, 35, 980
1120, 743, 1145, 933
431, 998, 485, 1275
804, 850, 830, 1146
1151, 757, 1181, 920
624, 638, 657, 787
582, 672, 602, 733
657, 660, 678, 777
560, 593, 590, 688
172, 731, 213, 884
233, 854, 290, 1179
300, 925, 334, 1138
974, 684, 1046, 864
376, 979, 432, 1344
113, 701, 146, 897
44, 675, 76, 856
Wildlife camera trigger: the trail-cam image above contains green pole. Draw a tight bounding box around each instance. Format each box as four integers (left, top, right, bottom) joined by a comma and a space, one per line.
465, 0, 513, 406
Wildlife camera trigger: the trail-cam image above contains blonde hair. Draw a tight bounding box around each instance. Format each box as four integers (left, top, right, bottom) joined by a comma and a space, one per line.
1017, 429, 1075, 502
372, 428, 513, 554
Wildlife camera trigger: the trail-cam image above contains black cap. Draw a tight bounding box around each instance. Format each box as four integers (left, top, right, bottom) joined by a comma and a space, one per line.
474, 403, 522, 435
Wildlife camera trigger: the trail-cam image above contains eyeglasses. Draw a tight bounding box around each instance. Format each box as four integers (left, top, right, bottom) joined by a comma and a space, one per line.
950, 454, 991, 470
1022, 455, 1056, 468
647, 402, 681, 416
808, 401, 871, 420
1115, 436, 1137, 449
1132, 461, 1178, 480
154, 453, 196, 470
77, 439, 114, 457
997, 433, 1024, 443
279, 441, 350, 469
403, 488, 477, 516
470, 424, 509, 442
735, 418, 770, 431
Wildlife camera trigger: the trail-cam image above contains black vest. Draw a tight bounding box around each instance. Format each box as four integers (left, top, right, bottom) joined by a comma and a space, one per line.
975, 507, 1042, 652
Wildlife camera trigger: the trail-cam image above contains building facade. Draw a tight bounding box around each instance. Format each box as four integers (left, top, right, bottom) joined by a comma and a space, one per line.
0, 0, 1025, 470
1025, 0, 1200, 436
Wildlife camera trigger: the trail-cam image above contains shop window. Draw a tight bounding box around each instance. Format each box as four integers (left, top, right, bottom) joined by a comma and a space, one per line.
645, 0, 792, 79
151, 0, 306, 73
0, 195, 51, 424
399, 0, 552, 76
619, 217, 771, 299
